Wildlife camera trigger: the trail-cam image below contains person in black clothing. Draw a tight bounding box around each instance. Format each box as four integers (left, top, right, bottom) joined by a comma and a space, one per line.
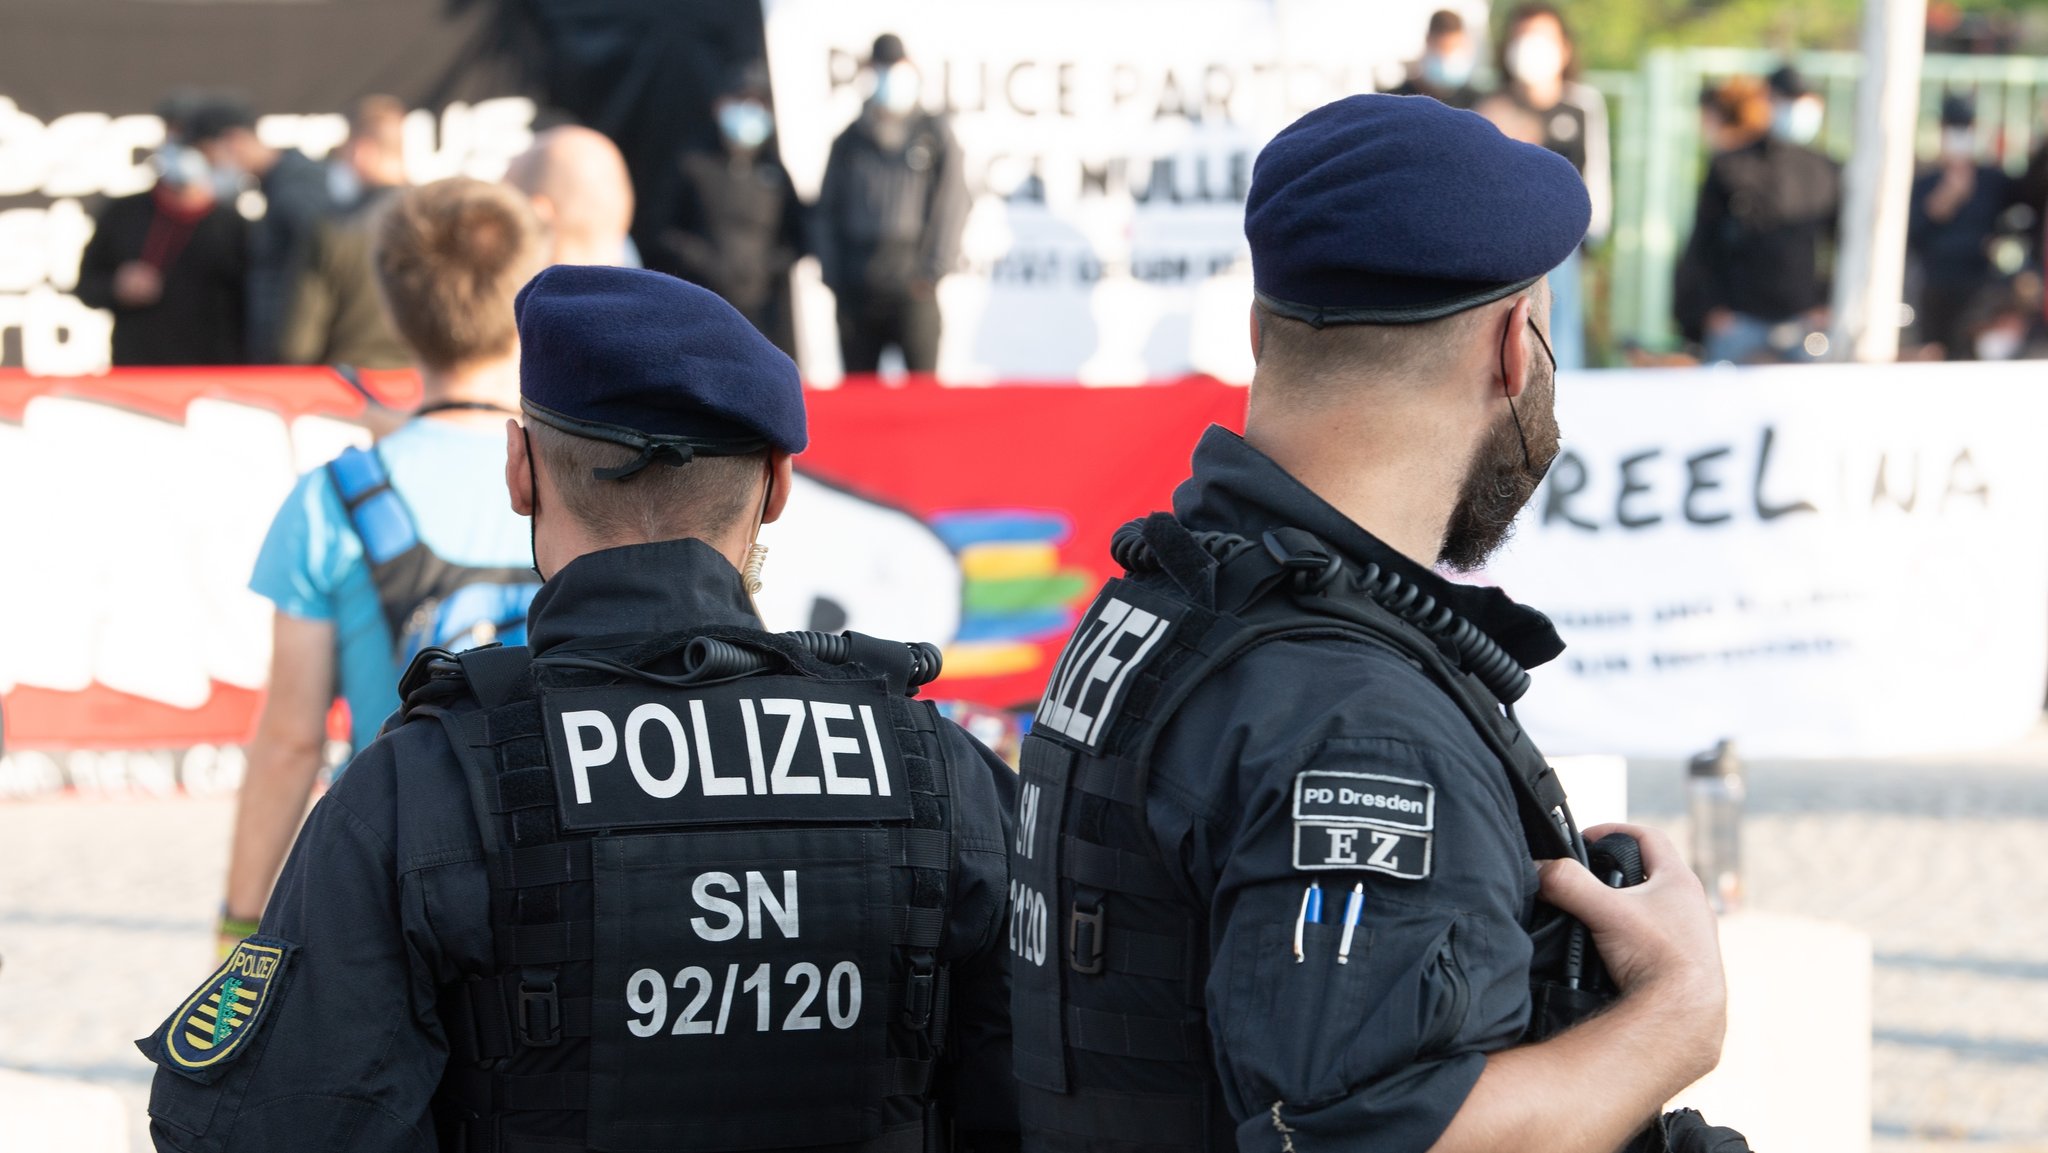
138, 266, 1021, 1153
187, 96, 334, 364
1009, 96, 1734, 1153
1389, 10, 1482, 110
1674, 77, 1840, 363
816, 33, 969, 376
1909, 95, 2018, 359
656, 62, 806, 357
279, 95, 413, 369
75, 136, 247, 365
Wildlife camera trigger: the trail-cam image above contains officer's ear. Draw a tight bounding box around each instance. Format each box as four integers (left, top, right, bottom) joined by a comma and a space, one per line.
507, 419, 536, 517
1500, 295, 1535, 401
761, 451, 795, 525
1247, 303, 1263, 362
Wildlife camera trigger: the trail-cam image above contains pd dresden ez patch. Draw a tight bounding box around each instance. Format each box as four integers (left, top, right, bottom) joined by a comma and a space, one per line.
159, 937, 294, 1073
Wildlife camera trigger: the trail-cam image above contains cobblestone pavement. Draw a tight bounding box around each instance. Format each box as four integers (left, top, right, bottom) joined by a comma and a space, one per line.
5, 732, 2048, 1152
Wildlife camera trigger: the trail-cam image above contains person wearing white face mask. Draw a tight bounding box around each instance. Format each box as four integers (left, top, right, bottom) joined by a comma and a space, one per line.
654, 61, 806, 357
74, 91, 250, 365
1392, 9, 1482, 110
1474, 3, 1609, 370
815, 32, 969, 377
1766, 65, 1827, 147
1908, 94, 2020, 359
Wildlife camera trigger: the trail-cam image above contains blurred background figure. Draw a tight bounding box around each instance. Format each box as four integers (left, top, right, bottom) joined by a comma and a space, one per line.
1767, 64, 1827, 147
1908, 95, 2016, 359
816, 32, 968, 376
221, 177, 545, 950
186, 95, 334, 364
73, 92, 248, 365
1953, 277, 2048, 362
1391, 9, 1482, 110
1476, 3, 1609, 369
1674, 77, 1841, 365
279, 95, 413, 369
503, 124, 638, 267
655, 60, 805, 357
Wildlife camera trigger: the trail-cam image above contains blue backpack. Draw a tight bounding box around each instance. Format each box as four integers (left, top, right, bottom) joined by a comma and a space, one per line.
325, 445, 540, 665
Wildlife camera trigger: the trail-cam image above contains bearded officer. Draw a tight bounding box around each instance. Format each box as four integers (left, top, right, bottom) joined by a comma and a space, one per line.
140, 265, 1020, 1153
1008, 96, 1736, 1153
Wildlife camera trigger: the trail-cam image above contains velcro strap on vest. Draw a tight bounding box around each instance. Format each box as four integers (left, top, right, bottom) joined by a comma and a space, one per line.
493, 1072, 587, 1112
504, 841, 592, 888
1018, 1085, 1212, 1145
1100, 925, 1186, 982
498, 1139, 591, 1153
496, 920, 593, 966
888, 906, 947, 949
1062, 835, 1177, 899
1073, 757, 1147, 807
1065, 1005, 1208, 1062
456, 976, 515, 1062
891, 827, 951, 871
882, 1056, 935, 1097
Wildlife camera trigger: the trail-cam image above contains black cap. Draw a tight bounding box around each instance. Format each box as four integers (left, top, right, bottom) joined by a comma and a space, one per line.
1246, 95, 1590, 326
1941, 93, 1975, 128
1767, 64, 1808, 100
869, 33, 907, 67
515, 266, 806, 480
184, 96, 257, 145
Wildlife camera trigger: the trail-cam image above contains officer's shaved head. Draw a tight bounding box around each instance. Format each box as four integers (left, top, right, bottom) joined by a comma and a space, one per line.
1250, 282, 1549, 405
504, 126, 636, 267
525, 418, 767, 546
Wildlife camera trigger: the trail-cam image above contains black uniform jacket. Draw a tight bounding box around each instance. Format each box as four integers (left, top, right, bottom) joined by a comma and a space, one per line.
139, 538, 1020, 1152
1156, 430, 1564, 1152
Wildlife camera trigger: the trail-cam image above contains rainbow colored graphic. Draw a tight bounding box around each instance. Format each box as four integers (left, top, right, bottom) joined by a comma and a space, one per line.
929, 509, 1096, 681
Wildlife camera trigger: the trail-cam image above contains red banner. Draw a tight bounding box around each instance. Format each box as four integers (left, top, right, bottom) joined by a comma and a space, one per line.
0, 368, 1245, 751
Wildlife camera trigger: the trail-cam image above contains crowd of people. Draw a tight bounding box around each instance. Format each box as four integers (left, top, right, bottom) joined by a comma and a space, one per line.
80, 35, 966, 379
1393, 4, 1611, 370
74, 14, 2048, 382
1668, 65, 2048, 365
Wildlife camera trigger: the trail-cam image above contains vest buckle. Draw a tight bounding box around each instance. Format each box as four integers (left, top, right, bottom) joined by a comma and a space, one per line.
1069, 902, 1105, 975
1261, 528, 1344, 593
904, 958, 936, 1030
516, 979, 561, 1048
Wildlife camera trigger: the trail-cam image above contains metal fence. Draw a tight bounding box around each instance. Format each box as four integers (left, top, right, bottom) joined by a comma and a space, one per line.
1589, 49, 2048, 357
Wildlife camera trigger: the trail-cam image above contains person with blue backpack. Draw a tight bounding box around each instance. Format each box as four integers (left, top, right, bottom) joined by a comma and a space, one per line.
217, 177, 545, 952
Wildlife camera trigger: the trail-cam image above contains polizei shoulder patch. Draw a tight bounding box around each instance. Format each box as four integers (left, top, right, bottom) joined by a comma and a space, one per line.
160, 937, 294, 1072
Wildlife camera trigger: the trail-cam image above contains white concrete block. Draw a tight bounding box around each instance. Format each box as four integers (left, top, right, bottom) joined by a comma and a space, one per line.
0, 1068, 129, 1153
1549, 754, 1630, 829
1672, 912, 1873, 1153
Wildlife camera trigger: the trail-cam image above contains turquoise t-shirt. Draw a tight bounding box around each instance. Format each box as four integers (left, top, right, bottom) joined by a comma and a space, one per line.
249, 419, 533, 751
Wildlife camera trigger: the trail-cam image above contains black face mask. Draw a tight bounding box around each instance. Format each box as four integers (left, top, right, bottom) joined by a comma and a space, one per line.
1439, 313, 1561, 571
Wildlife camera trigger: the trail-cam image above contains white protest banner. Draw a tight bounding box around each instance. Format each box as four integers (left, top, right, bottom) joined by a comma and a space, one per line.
761, 0, 1487, 384
1482, 363, 2048, 758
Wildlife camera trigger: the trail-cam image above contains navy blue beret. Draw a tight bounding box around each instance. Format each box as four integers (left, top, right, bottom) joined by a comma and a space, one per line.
1246, 94, 1592, 326
515, 265, 806, 477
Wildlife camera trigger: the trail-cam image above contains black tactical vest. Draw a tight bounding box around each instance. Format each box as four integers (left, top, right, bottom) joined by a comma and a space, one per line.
400, 626, 961, 1153
1010, 515, 1602, 1152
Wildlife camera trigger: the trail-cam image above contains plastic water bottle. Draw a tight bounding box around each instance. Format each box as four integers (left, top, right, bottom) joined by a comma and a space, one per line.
1687, 740, 1744, 914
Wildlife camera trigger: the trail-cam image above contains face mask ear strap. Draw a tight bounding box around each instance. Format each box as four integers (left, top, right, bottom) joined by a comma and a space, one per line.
1499, 311, 1535, 471
522, 426, 544, 580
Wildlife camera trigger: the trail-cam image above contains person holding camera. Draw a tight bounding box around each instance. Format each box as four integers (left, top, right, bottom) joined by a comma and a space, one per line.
1007, 95, 1737, 1153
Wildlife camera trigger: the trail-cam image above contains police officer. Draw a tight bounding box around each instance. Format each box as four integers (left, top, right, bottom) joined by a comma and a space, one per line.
1008, 96, 1734, 1152
140, 266, 1021, 1153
